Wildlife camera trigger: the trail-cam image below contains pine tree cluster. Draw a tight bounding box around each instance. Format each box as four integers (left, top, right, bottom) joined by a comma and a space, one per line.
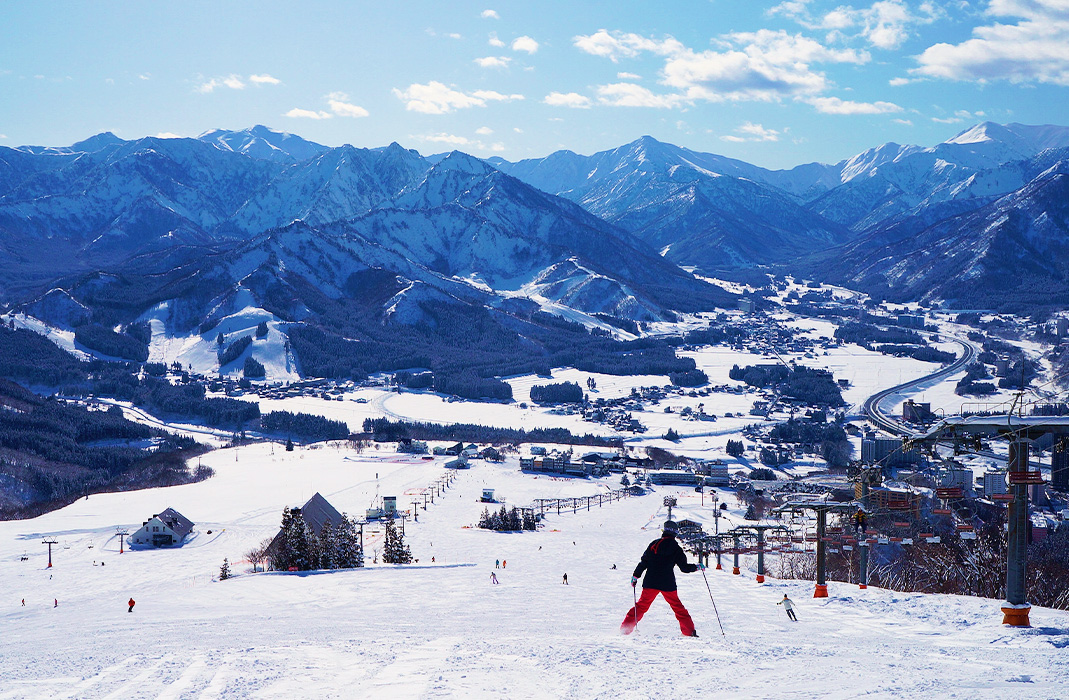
269, 507, 364, 572
381, 517, 412, 564
477, 506, 537, 532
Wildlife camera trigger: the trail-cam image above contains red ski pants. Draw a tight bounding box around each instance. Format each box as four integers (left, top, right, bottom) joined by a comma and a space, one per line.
621, 587, 696, 636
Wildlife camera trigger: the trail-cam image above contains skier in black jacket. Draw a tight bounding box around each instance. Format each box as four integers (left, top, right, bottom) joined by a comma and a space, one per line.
620, 520, 700, 637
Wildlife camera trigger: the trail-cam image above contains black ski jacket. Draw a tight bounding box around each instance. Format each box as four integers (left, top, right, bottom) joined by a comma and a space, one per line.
632, 534, 697, 592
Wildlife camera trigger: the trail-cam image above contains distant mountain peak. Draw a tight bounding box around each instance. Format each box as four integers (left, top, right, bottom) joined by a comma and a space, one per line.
432, 150, 497, 176
197, 126, 327, 163
943, 122, 1069, 159
69, 132, 127, 152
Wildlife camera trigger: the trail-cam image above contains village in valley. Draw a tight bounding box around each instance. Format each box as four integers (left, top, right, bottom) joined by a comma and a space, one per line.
4, 278, 1069, 697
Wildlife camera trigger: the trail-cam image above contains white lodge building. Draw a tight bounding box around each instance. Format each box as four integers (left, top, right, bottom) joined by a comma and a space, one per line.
131, 507, 195, 548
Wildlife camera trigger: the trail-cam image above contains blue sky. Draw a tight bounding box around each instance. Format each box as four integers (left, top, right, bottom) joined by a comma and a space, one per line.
2, 0, 1067, 168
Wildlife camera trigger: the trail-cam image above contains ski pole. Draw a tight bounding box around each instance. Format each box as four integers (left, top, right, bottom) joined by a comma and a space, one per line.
632, 581, 639, 631
700, 567, 726, 636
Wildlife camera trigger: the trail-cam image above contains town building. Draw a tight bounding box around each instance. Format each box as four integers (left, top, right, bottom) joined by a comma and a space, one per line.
982, 470, 1007, 497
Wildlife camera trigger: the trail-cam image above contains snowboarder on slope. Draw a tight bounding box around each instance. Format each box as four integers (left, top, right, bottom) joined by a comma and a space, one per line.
778, 594, 797, 621
620, 520, 700, 637
490, 572, 499, 584
128, 597, 136, 613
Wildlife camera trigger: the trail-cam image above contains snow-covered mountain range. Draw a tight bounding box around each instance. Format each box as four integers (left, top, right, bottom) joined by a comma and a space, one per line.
4, 120, 1069, 341
491, 122, 1069, 310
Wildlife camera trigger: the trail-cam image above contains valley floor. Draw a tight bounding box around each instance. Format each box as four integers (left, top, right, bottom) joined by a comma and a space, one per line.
2, 444, 1068, 699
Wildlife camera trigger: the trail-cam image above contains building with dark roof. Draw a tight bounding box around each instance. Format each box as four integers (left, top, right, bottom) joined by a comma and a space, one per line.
131, 507, 195, 547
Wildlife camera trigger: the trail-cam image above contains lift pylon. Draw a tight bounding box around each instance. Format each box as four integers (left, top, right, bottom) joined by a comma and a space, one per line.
774, 498, 861, 597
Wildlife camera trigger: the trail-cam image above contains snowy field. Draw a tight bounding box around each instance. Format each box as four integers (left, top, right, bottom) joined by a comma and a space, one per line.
3, 444, 1069, 699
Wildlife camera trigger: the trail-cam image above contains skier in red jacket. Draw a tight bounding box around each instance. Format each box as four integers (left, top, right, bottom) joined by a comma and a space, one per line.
620, 520, 700, 637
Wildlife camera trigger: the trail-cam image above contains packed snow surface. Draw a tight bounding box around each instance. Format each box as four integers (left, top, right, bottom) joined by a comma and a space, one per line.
3, 443, 1068, 699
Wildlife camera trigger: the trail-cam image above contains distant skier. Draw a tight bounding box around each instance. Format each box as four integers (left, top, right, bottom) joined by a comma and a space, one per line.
128, 597, 136, 613
562, 573, 568, 585
21, 599, 25, 606
490, 572, 499, 584
495, 559, 500, 569
502, 560, 507, 569
621, 520, 700, 637
778, 594, 797, 621
854, 509, 867, 534
54, 598, 58, 608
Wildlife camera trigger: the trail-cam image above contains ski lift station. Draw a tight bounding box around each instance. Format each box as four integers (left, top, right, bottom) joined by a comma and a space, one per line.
366, 496, 398, 521
481, 489, 496, 503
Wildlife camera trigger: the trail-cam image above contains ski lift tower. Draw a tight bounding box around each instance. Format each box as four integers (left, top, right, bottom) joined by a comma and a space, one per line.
42, 537, 58, 568
725, 524, 791, 583
773, 497, 860, 597
907, 414, 1065, 627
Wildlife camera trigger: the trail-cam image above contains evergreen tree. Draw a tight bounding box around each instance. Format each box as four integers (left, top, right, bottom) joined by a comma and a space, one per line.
382, 517, 412, 564
285, 437, 294, 452
478, 507, 493, 529
521, 509, 537, 531
285, 507, 314, 571
271, 507, 295, 571
335, 515, 364, 568
220, 557, 231, 580
507, 507, 522, 531
319, 519, 337, 570
256, 321, 269, 338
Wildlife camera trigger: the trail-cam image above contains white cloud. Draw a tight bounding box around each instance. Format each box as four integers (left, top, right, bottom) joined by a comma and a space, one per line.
475, 56, 512, 68
931, 108, 985, 123
913, 0, 1069, 85
471, 89, 524, 101
597, 83, 686, 108
805, 95, 903, 114
511, 36, 540, 53
513, 127, 523, 133
577, 28, 869, 105
544, 91, 593, 107
138, 74, 151, 81
198, 73, 282, 93
284, 107, 332, 119
617, 72, 642, 80
481, 9, 499, 19
197, 74, 247, 93
770, 0, 938, 50
154, 132, 183, 138
326, 92, 369, 118
573, 30, 685, 62
448, 33, 462, 39
888, 76, 912, 85
393, 81, 522, 114
420, 133, 473, 146
412, 132, 506, 152
892, 118, 914, 125
720, 121, 781, 142
662, 30, 867, 102
476, 126, 494, 135
489, 33, 506, 47
0, 134, 8, 139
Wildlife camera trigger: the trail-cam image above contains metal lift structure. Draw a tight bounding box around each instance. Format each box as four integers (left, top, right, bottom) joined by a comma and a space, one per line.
907, 414, 1064, 627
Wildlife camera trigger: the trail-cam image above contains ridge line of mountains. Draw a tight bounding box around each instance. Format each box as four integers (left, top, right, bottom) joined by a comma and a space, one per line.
3, 121, 1069, 351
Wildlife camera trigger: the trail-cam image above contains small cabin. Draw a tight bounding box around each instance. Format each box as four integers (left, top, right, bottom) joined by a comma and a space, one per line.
481, 489, 496, 503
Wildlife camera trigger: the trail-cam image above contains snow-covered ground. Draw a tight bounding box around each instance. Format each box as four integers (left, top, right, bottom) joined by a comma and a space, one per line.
3, 443, 1068, 699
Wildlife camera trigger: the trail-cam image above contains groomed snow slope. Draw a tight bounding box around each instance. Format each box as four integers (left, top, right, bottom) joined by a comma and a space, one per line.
3, 444, 1068, 699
